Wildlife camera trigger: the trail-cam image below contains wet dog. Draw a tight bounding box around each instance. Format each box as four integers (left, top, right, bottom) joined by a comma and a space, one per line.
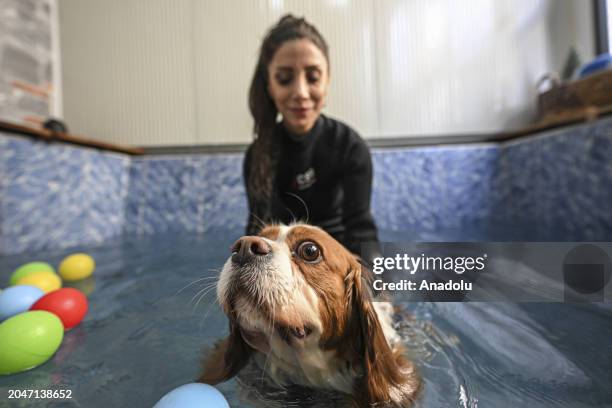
198, 224, 420, 407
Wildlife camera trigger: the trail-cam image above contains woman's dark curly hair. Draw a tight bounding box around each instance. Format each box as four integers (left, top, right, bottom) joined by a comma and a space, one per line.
246, 14, 329, 233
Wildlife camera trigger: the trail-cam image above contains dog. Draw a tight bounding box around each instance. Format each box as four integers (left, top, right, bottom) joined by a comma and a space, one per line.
198, 223, 421, 407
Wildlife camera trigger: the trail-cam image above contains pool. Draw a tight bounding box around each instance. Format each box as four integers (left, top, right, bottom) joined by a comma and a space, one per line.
1, 228, 611, 407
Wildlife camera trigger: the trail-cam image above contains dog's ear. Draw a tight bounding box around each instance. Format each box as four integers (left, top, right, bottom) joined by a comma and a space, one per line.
345, 264, 416, 405
198, 318, 252, 384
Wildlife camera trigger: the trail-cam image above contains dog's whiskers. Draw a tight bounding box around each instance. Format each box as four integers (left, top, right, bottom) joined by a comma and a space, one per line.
191, 289, 218, 315
285, 192, 310, 224
197, 292, 223, 327
284, 205, 298, 226
188, 281, 219, 312
250, 213, 268, 233
175, 276, 219, 296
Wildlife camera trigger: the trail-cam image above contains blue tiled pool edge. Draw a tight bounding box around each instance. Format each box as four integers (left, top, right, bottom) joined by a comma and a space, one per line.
2, 117, 612, 255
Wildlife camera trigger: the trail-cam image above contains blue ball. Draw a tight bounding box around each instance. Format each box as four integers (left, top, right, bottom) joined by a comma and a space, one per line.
0, 285, 45, 321
153, 383, 229, 408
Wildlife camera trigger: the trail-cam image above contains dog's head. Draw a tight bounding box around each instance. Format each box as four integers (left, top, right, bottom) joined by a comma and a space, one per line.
200, 224, 419, 406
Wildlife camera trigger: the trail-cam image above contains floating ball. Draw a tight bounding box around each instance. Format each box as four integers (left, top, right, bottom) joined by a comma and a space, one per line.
0, 311, 64, 375
16, 271, 62, 294
0, 286, 45, 321
59, 254, 95, 282
153, 383, 229, 408
10, 262, 55, 286
30, 288, 88, 330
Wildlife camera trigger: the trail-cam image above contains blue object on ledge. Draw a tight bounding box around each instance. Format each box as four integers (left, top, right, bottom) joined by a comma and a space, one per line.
578, 53, 612, 78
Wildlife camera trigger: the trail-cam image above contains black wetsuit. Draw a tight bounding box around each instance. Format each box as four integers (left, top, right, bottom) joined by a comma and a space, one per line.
243, 114, 380, 263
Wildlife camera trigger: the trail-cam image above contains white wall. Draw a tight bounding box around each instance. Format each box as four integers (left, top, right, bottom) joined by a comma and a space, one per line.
59, 0, 196, 145
50, 0, 63, 118
58, 0, 595, 146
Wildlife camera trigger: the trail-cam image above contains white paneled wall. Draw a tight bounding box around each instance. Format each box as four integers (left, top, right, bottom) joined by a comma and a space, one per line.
58, 0, 594, 146
374, 0, 554, 135
59, 0, 196, 146
193, 1, 274, 144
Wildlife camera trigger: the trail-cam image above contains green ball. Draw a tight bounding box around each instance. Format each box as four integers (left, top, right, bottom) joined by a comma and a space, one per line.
0, 311, 64, 375
10, 262, 55, 286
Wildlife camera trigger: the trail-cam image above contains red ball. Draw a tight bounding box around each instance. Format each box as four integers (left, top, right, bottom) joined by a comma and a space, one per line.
30, 288, 88, 330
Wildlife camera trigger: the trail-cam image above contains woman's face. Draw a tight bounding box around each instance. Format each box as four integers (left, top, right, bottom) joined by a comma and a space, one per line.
267, 39, 329, 135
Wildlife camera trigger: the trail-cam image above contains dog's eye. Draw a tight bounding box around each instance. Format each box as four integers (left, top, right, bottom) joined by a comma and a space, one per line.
296, 241, 321, 263
278, 325, 313, 343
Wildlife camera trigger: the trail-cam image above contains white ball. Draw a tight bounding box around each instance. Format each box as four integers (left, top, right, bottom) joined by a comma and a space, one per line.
153, 383, 229, 408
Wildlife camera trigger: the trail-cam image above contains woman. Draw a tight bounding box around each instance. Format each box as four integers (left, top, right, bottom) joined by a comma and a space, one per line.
244, 14, 379, 262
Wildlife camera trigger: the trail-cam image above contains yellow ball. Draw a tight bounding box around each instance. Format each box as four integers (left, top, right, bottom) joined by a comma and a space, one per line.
59, 253, 95, 282
16, 271, 62, 293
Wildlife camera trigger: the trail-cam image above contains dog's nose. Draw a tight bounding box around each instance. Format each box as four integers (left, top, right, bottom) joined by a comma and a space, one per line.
231, 236, 271, 266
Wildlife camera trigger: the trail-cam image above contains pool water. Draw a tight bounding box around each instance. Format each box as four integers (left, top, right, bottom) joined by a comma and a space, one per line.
1, 228, 611, 407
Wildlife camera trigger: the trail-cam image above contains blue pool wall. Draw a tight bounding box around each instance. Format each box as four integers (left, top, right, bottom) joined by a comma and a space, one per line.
1, 117, 612, 255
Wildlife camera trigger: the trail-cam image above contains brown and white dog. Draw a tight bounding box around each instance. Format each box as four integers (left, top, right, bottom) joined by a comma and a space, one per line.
198, 224, 421, 407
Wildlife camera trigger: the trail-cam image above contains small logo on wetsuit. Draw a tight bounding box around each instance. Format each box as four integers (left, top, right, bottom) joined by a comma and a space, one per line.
293, 168, 316, 190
